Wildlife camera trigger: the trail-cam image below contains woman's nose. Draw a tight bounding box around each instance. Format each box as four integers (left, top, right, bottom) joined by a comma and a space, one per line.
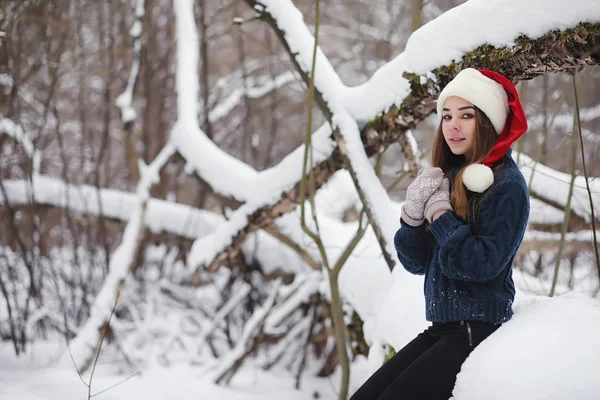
449, 119, 460, 131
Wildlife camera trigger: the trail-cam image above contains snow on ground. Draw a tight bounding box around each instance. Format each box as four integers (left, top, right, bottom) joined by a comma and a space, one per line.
2, 287, 599, 400
0, 342, 339, 400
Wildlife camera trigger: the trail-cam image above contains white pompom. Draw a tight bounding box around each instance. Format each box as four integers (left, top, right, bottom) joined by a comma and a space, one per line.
462, 163, 494, 193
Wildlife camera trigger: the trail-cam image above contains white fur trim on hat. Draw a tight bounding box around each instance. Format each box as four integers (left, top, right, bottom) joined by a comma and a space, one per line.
463, 163, 494, 193
437, 68, 509, 135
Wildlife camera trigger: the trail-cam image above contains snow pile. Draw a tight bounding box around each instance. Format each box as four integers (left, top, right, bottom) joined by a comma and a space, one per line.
453, 295, 600, 400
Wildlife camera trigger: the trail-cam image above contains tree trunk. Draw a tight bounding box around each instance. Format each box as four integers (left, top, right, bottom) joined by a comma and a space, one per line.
411, 0, 423, 32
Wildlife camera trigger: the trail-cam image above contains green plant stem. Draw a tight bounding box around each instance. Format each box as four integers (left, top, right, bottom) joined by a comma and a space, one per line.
570, 73, 600, 285
549, 89, 578, 297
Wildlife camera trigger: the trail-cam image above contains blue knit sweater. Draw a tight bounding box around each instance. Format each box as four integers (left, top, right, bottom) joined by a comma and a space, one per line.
394, 153, 530, 325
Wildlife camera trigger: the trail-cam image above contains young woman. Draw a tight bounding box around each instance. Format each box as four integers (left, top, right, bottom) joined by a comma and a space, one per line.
351, 68, 530, 400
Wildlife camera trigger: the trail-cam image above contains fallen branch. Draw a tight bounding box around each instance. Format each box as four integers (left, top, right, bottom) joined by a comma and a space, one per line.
262, 314, 312, 370
264, 272, 321, 333
196, 281, 251, 356
212, 280, 281, 384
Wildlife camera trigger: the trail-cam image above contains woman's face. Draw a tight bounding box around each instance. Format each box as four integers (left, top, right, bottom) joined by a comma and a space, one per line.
441, 96, 477, 161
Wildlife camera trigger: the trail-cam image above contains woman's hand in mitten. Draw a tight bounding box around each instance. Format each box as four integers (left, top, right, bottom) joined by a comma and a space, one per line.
424, 177, 453, 223
401, 167, 445, 226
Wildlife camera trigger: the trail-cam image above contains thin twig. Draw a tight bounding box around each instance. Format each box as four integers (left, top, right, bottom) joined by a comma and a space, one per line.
88, 292, 121, 400
66, 340, 90, 388
262, 225, 321, 270
549, 85, 579, 297
91, 372, 142, 397
571, 73, 600, 283
295, 301, 318, 389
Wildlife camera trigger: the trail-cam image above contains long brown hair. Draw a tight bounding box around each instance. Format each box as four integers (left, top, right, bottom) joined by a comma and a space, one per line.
432, 108, 501, 222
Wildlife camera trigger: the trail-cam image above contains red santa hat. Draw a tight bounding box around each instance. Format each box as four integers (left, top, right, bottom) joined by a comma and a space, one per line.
436, 68, 528, 192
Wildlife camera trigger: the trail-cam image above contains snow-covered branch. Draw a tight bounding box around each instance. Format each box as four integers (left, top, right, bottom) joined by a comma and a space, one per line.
209, 71, 298, 125
168, 0, 335, 207
247, 0, 345, 116
115, 0, 145, 124
245, 0, 402, 269
262, 314, 312, 370
211, 280, 282, 384
515, 151, 600, 224
187, 122, 336, 269
264, 271, 321, 333
64, 144, 177, 372
1, 175, 221, 239
195, 281, 251, 357
0, 117, 41, 175
524, 229, 600, 243
1, 173, 366, 281
331, 113, 398, 267
169, 0, 258, 202
528, 104, 600, 133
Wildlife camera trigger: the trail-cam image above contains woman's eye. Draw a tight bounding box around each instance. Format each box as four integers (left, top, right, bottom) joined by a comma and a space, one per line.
442, 115, 451, 120
462, 113, 474, 119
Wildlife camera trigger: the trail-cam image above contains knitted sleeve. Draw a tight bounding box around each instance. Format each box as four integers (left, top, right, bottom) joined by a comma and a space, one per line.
393, 218, 435, 275
428, 179, 529, 282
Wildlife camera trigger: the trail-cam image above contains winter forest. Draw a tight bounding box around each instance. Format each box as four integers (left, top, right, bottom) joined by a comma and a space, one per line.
1, 0, 600, 399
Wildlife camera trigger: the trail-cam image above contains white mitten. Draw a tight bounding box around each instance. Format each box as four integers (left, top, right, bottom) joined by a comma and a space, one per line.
424, 177, 453, 223
401, 167, 445, 226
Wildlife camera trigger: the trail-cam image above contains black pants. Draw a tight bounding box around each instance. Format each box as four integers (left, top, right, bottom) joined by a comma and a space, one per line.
350, 321, 500, 400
